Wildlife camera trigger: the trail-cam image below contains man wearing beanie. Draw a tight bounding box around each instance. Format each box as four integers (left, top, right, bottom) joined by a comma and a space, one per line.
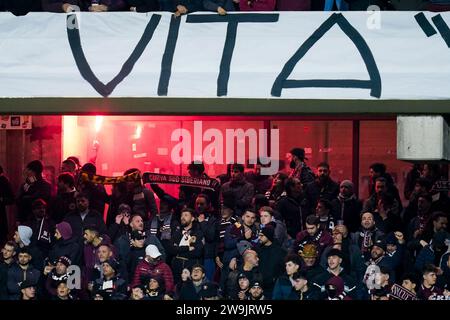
92, 258, 127, 300
48, 221, 81, 265
331, 179, 362, 233
363, 239, 396, 284
255, 224, 287, 299
43, 256, 72, 298
16, 159, 51, 224
13, 225, 44, 271
15, 225, 32, 247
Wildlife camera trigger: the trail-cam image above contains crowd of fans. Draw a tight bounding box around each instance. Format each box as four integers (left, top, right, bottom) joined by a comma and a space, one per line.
0, 0, 450, 17
0, 148, 449, 300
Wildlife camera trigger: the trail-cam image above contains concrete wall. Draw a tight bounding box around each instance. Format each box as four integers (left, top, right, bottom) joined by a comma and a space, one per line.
397, 116, 450, 162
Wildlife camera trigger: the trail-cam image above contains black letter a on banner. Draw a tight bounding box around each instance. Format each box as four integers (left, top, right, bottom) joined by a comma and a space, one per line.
271, 13, 381, 98
67, 14, 161, 97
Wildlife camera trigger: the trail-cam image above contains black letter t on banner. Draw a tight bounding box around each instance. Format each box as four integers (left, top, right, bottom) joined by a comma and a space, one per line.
187, 14, 279, 97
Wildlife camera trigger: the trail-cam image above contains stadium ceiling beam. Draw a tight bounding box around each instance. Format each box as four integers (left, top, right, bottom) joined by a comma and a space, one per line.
0, 98, 449, 115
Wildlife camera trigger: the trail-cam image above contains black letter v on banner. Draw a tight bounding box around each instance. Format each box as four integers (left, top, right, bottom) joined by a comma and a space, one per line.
67, 14, 161, 97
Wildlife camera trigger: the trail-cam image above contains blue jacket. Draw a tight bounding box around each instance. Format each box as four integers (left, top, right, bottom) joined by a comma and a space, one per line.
272, 274, 292, 300
7, 263, 41, 300
415, 245, 450, 273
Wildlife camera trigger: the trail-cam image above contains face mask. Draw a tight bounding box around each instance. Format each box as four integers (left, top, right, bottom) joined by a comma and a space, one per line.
289, 160, 296, 169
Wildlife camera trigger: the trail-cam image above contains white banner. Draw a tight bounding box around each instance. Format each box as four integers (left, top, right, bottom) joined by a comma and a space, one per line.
0, 11, 450, 100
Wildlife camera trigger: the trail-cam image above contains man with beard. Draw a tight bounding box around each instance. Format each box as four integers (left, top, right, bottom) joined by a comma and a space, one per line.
259, 206, 289, 250
291, 215, 333, 258
224, 210, 259, 271
13, 225, 44, 272
332, 180, 362, 233
50, 172, 77, 223
255, 225, 287, 299
132, 244, 174, 297
7, 247, 40, 300
421, 211, 448, 244
248, 281, 265, 300
351, 212, 385, 262
367, 163, 402, 207
0, 241, 17, 300
43, 256, 72, 298
114, 214, 165, 264
195, 194, 219, 281
91, 244, 115, 284
306, 162, 339, 206
48, 221, 81, 266
92, 259, 128, 300
363, 239, 396, 284
169, 208, 204, 283
64, 192, 107, 242
287, 148, 315, 186
226, 249, 263, 299
178, 264, 211, 300
363, 177, 401, 219
276, 178, 311, 242
221, 164, 254, 216
82, 226, 115, 296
